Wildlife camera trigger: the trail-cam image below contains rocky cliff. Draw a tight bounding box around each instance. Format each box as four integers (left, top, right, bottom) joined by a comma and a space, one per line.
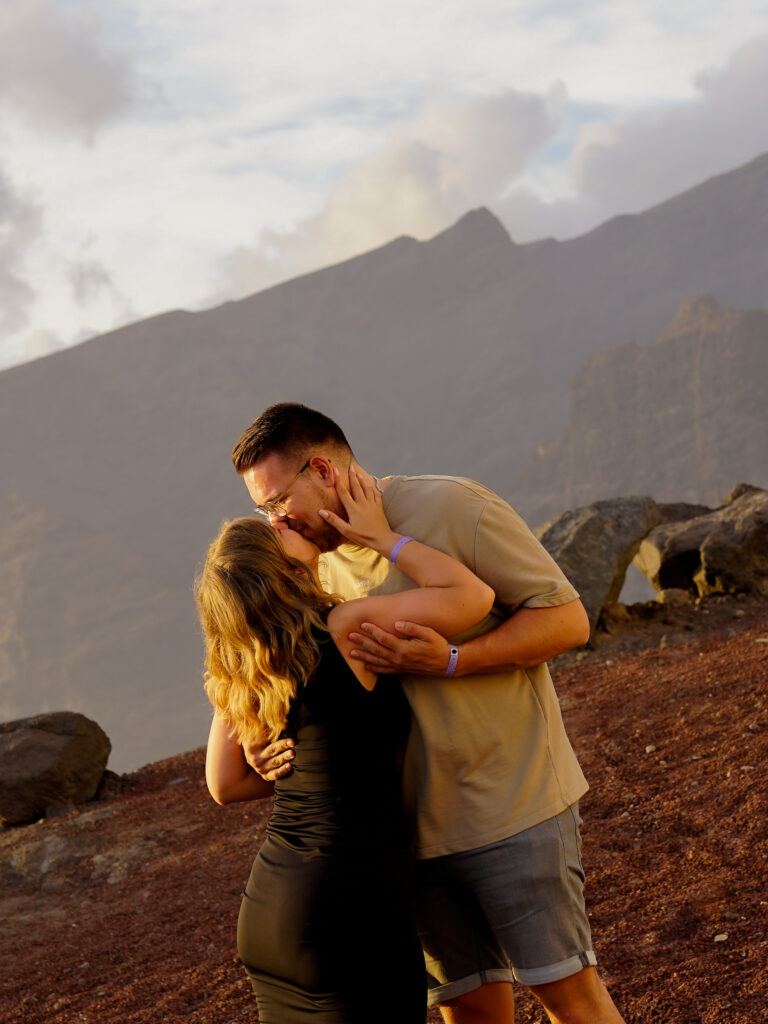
516, 297, 768, 523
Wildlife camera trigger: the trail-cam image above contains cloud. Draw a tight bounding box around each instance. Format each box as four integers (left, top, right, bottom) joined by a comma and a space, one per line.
212, 33, 768, 302
567, 36, 768, 217
4, 7, 767, 370
0, 1, 138, 367
213, 85, 565, 298
0, 0, 134, 138
67, 253, 135, 327
23, 328, 66, 362
0, 171, 41, 338
493, 188, 605, 243
482, 36, 768, 242
68, 258, 116, 306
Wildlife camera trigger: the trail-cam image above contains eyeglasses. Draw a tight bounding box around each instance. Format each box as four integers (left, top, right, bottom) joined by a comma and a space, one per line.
252, 459, 311, 521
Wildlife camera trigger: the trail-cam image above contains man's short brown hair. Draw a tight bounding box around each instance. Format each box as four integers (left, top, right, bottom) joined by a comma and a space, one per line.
232, 402, 352, 473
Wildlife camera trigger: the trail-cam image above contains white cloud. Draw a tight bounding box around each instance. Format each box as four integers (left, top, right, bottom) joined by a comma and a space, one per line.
0, 0, 135, 138
68, 259, 115, 306
0, 0, 138, 368
211, 29, 768, 295
23, 328, 67, 362
567, 36, 768, 217
483, 35, 768, 241
67, 248, 132, 308
0, 171, 40, 338
213, 86, 565, 297
492, 188, 603, 243
2, 3, 768, 368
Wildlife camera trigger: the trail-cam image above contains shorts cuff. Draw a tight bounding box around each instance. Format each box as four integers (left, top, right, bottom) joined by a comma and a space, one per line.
513, 950, 597, 987
427, 968, 514, 1007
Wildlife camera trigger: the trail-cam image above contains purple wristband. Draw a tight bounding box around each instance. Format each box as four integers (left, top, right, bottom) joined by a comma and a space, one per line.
445, 646, 459, 677
389, 535, 414, 564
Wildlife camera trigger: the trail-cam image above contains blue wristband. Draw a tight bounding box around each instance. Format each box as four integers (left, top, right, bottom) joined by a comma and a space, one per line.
445, 646, 459, 677
389, 535, 414, 564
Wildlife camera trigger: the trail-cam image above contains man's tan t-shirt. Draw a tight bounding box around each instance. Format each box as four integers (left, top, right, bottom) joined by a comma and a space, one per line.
319, 474, 588, 859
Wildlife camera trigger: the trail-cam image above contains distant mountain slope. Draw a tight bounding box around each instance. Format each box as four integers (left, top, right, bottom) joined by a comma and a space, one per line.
2, 153, 768, 770
516, 297, 768, 523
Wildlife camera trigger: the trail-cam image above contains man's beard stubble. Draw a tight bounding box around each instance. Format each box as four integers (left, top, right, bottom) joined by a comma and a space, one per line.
293, 515, 344, 554
302, 489, 348, 553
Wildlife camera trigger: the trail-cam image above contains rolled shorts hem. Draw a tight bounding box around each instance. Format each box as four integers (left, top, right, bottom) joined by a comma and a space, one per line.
513, 949, 597, 987
427, 968, 514, 1007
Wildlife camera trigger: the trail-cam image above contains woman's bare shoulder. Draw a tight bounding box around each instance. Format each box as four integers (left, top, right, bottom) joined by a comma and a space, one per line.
326, 602, 377, 690
327, 597, 367, 634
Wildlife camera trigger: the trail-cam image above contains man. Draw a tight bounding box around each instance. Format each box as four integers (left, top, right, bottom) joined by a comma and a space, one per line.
231, 402, 625, 1024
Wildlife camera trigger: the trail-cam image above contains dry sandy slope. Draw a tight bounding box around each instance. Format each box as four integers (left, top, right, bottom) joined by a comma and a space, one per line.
1, 599, 766, 1024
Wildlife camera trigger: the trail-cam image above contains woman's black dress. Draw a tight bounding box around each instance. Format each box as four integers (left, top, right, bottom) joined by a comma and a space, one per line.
236, 628, 426, 1023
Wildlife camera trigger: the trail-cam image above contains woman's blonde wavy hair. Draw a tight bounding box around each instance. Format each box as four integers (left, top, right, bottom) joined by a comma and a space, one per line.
195, 517, 333, 744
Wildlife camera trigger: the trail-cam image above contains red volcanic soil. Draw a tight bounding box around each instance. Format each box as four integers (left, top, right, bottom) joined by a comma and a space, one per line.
1, 597, 767, 1024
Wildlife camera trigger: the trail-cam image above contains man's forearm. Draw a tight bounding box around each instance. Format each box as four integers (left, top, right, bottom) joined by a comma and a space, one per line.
453, 599, 590, 676
347, 598, 590, 677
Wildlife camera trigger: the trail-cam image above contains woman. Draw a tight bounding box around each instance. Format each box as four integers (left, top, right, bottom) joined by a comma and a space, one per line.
196, 469, 494, 1024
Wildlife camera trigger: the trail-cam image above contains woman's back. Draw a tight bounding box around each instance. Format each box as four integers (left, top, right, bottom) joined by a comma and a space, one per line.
267, 628, 410, 852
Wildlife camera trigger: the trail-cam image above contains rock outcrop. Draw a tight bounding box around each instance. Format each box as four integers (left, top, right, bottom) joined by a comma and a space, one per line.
535, 496, 661, 632
517, 296, 768, 524
0, 712, 111, 826
656, 501, 713, 524
635, 484, 768, 597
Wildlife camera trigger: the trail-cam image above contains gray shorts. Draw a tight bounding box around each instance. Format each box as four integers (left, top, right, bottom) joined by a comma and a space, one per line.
414, 804, 596, 1005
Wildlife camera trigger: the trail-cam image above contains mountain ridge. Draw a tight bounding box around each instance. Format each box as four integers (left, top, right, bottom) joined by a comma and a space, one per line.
3, 152, 768, 770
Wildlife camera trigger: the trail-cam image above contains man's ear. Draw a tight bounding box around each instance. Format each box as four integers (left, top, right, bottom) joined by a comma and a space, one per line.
309, 455, 336, 488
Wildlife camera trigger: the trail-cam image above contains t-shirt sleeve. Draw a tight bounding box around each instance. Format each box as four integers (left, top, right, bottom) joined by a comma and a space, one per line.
473, 491, 579, 613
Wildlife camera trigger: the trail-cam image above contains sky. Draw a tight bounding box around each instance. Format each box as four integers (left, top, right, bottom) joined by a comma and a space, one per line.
1, 0, 767, 369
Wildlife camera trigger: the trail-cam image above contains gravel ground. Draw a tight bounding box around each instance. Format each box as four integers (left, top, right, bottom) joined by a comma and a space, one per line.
2, 597, 766, 1023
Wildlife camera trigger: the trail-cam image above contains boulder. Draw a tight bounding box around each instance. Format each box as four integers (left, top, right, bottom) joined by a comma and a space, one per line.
534, 496, 661, 633
659, 588, 693, 608
635, 485, 768, 597
657, 502, 713, 524
0, 712, 111, 826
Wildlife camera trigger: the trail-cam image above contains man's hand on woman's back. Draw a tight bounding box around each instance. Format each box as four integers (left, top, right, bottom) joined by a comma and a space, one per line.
245, 736, 295, 781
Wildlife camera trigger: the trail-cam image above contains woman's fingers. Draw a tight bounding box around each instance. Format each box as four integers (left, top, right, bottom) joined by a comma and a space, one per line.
333, 466, 357, 516
336, 467, 380, 518
346, 469, 367, 510
352, 469, 382, 508
323, 465, 390, 550
318, 506, 352, 536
